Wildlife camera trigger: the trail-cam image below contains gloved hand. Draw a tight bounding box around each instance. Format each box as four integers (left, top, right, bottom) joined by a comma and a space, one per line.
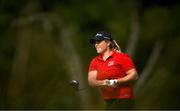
106, 79, 118, 87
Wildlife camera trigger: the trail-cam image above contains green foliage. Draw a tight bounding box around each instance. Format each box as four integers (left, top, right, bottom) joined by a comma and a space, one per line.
0, 0, 180, 110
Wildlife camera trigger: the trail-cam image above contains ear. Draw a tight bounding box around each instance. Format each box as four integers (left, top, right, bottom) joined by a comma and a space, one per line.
107, 42, 110, 46
107, 41, 111, 46
104, 40, 111, 46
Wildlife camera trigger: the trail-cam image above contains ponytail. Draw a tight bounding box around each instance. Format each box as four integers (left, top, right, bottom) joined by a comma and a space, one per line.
112, 40, 121, 52
107, 39, 122, 53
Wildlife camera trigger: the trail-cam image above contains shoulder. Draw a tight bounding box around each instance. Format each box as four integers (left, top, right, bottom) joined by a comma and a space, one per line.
114, 51, 131, 58
114, 52, 135, 67
113, 52, 134, 63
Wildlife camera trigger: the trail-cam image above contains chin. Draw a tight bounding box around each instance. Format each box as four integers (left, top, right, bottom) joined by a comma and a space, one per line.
96, 50, 102, 54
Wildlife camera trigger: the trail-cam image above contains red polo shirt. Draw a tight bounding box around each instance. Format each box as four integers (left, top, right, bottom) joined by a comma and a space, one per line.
88, 51, 135, 100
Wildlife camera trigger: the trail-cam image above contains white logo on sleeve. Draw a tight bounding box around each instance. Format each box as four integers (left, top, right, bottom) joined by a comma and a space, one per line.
108, 61, 114, 66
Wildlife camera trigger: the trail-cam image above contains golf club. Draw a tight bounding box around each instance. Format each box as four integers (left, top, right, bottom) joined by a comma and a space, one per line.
69, 80, 89, 91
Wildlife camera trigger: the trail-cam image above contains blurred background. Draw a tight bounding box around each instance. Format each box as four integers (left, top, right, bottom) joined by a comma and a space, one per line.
0, 0, 180, 110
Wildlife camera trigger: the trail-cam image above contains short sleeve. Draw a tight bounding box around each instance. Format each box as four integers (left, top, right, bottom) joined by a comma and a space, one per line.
88, 58, 97, 72
120, 54, 135, 73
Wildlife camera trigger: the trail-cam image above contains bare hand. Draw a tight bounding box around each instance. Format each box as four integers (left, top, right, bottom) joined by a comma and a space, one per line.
101, 79, 109, 87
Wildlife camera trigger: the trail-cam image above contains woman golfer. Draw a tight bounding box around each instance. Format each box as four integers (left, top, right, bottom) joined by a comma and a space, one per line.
88, 31, 138, 110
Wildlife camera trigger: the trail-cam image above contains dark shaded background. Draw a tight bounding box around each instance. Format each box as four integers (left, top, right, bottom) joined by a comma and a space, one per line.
0, 0, 180, 110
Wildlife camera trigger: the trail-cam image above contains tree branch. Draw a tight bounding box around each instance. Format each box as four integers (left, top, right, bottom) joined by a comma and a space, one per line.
134, 40, 163, 96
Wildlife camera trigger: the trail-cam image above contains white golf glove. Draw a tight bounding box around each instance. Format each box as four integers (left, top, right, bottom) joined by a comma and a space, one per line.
107, 79, 118, 87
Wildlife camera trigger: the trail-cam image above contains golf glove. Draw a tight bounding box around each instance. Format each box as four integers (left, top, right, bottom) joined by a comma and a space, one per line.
107, 79, 118, 87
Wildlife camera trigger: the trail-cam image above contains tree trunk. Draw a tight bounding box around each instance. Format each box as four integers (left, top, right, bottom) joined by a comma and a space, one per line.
57, 27, 92, 109
7, 20, 32, 108
134, 40, 163, 96
126, 0, 140, 57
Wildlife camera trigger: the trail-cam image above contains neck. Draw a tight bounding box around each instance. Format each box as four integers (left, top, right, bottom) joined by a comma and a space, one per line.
102, 49, 113, 61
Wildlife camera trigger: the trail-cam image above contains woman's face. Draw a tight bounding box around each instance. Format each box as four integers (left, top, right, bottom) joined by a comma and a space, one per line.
95, 40, 110, 54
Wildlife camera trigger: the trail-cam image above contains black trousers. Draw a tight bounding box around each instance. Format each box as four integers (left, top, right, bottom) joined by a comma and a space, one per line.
105, 99, 135, 110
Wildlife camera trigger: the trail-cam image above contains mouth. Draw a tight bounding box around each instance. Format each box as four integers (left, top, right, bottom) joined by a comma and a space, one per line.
96, 47, 102, 52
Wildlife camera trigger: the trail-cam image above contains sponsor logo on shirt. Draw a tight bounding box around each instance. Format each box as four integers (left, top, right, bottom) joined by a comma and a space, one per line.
108, 61, 114, 66
124, 94, 129, 97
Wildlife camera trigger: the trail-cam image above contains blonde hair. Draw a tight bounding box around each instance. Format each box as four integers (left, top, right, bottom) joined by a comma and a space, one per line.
113, 40, 121, 52
106, 40, 121, 53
